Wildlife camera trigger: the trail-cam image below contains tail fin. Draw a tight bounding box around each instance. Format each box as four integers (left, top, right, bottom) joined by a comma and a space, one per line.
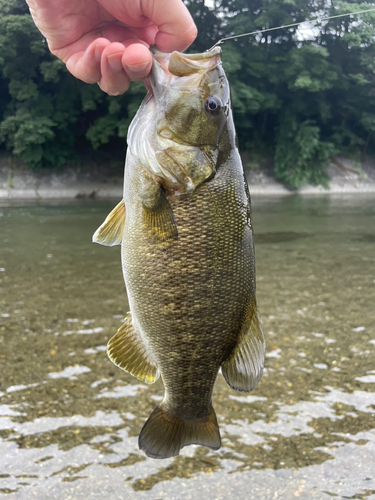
138, 405, 221, 459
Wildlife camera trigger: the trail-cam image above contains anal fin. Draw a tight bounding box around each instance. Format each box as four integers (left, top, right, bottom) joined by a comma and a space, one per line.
222, 308, 265, 392
92, 200, 125, 246
107, 313, 160, 384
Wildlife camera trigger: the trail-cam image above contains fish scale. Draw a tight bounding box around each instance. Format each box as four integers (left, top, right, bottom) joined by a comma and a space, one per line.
93, 46, 265, 459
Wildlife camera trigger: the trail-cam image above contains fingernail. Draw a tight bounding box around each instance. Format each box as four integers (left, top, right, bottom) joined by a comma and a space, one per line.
126, 61, 150, 73
107, 53, 124, 73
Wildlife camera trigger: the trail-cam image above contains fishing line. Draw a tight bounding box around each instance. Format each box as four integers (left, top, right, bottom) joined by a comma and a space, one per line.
207, 7, 375, 50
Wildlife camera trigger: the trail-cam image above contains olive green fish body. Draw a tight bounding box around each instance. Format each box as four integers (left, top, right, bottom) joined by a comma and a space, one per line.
93, 47, 265, 459
123, 147, 254, 418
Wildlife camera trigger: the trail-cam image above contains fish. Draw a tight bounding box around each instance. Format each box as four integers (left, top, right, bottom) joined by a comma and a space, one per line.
93, 46, 265, 459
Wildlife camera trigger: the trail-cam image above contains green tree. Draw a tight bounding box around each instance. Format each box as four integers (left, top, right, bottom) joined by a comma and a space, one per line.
1, 0, 375, 188
0, 0, 145, 169
196, 0, 375, 187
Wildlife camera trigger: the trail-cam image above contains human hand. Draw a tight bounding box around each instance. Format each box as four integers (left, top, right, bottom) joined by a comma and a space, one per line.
26, 0, 197, 95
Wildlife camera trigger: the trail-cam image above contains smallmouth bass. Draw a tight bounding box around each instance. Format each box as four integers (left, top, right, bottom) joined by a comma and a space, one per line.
93, 46, 265, 459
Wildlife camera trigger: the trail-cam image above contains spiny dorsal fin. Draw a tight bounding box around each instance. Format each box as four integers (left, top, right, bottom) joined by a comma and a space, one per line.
142, 190, 178, 241
107, 313, 160, 384
92, 200, 125, 246
222, 308, 265, 392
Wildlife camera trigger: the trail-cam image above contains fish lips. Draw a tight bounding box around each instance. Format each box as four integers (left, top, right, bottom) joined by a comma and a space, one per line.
148, 46, 222, 98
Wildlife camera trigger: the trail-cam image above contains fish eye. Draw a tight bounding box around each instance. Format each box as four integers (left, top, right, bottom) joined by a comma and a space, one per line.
205, 96, 222, 115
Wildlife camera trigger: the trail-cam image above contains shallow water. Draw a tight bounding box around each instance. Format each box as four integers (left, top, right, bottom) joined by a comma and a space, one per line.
0, 195, 374, 500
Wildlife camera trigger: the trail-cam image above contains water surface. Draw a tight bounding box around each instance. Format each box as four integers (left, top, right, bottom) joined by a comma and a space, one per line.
0, 195, 374, 499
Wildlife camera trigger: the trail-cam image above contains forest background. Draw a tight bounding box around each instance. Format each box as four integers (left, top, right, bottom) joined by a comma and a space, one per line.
1, 0, 375, 189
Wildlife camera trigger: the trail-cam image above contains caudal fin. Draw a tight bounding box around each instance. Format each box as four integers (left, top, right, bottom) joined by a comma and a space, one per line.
138, 405, 221, 459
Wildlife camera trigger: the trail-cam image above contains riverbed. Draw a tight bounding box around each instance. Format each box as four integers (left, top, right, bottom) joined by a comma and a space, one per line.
0, 195, 374, 499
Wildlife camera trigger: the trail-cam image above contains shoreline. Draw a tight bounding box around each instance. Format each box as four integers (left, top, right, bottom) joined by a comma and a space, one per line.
1, 157, 375, 200
3, 184, 375, 200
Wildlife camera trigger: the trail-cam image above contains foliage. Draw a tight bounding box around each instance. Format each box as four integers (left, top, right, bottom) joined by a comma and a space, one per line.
0, 0, 145, 169
203, 0, 375, 187
0, 0, 375, 187
274, 117, 335, 189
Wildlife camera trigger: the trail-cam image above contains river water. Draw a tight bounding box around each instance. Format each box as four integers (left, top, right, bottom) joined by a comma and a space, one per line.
0, 195, 374, 500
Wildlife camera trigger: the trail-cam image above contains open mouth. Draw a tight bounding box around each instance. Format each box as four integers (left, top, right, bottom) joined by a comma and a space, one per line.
149, 46, 222, 89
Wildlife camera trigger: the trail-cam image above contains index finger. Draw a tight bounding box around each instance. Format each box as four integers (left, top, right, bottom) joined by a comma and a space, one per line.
144, 0, 197, 52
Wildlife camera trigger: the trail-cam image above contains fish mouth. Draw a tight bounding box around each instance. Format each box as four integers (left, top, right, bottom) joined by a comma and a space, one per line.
149, 46, 222, 91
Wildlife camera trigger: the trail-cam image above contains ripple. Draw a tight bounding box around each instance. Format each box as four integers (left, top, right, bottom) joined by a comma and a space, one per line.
48, 366, 91, 380
12, 411, 123, 437
356, 375, 375, 383
254, 231, 311, 244
76, 327, 104, 335
97, 384, 147, 399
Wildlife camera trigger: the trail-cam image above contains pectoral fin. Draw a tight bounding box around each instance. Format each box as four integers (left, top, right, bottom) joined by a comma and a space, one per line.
140, 177, 177, 241
107, 313, 160, 384
222, 308, 265, 392
92, 200, 125, 246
